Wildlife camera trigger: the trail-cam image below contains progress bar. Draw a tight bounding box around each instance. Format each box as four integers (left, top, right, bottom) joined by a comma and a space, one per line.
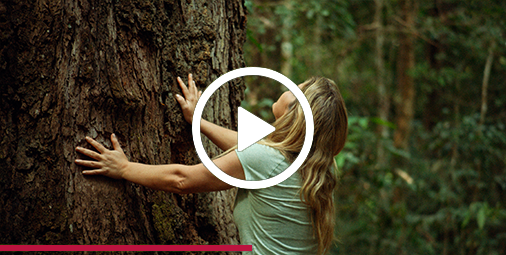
0, 245, 252, 252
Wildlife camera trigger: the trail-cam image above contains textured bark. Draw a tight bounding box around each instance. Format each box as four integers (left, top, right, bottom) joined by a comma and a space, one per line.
0, 0, 246, 253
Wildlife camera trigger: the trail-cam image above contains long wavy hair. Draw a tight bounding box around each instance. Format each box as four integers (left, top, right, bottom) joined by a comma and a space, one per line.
260, 76, 348, 255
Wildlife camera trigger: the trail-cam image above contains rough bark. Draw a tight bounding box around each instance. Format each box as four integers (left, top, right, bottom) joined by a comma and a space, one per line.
0, 0, 246, 253
393, 0, 416, 149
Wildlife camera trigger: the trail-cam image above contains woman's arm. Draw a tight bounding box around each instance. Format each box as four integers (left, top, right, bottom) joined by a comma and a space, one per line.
175, 74, 237, 151
200, 119, 237, 152
75, 134, 244, 193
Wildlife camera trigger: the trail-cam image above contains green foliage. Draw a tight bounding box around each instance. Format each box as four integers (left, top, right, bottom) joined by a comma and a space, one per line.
244, 0, 506, 253
332, 115, 506, 254
241, 97, 275, 122
335, 116, 377, 171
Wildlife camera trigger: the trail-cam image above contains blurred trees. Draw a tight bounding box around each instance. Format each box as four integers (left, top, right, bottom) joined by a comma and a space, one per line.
244, 0, 506, 254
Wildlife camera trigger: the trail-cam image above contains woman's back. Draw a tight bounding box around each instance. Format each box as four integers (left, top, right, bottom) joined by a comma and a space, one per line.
234, 143, 318, 254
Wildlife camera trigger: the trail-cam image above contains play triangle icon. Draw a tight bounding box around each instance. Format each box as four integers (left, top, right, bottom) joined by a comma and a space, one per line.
237, 107, 275, 152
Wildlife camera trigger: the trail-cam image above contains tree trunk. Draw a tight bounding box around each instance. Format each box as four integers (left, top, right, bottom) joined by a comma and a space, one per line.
280, 0, 293, 78
312, 14, 323, 73
422, 1, 450, 131
0, 0, 246, 253
393, 0, 416, 149
479, 42, 495, 127
242, 0, 284, 123
374, 0, 389, 166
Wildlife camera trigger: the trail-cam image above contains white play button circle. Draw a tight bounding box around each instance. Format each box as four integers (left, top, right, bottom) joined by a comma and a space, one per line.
237, 107, 275, 152
192, 67, 314, 189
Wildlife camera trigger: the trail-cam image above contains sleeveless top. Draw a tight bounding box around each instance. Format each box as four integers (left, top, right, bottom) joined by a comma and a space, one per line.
234, 143, 318, 254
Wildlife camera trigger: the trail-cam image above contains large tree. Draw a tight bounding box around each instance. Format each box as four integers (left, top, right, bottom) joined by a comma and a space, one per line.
0, 0, 246, 252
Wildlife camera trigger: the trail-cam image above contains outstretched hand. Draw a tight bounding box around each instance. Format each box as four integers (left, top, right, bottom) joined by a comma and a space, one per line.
175, 73, 202, 124
75, 134, 129, 179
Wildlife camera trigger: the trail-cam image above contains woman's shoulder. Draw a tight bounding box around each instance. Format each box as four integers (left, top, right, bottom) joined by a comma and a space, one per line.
235, 143, 288, 181
236, 143, 285, 162
250, 142, 282, 153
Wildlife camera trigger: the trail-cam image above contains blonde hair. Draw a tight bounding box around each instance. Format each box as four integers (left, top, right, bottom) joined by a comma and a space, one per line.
260, 77, 348, 255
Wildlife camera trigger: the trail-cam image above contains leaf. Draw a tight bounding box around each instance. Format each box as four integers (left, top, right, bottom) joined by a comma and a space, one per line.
386, 144, 411, 159
358, 118, 368, 129
244, 0, 254, 12
477, 205, 487, 230
462, 210, 472, 228
347, 116, 359, 125
500, 56, 506, 66
246, 29, 263, 52
335, 154, 346, 168
371, 117, 396, 129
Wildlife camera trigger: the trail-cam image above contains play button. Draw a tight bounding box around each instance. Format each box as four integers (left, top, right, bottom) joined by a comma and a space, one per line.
237, 107, 275, 152
192, 67, 314, 189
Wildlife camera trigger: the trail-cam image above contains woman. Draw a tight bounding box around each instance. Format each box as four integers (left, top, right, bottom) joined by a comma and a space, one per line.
75, 74, 348, 255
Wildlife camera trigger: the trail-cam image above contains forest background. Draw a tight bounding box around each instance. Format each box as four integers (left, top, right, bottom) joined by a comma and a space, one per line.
242, 0, 506, 254
0, 0, 504, 254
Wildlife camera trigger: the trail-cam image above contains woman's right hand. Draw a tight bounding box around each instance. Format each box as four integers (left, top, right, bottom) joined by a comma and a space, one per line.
175, 73, 202, 124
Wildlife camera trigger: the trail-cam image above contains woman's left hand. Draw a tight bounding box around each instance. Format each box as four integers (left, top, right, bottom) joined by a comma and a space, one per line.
75, 134, 129, 179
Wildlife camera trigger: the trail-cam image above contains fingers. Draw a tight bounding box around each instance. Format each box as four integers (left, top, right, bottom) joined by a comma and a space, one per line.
82, 169, 108, 176
85, 136, 107, 153
177, 76, 190, 98
76, 146, 103, 160
175, 93, 186, 106
111, 133, 122, 151
188, 73, 197, 95
76, 134, 124, 178
176, 74, 198, 100
75, 159, 103, 169
175, 74, 200, 124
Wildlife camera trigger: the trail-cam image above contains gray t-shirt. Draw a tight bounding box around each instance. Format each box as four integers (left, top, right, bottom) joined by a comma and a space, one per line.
234, 143, 318, 254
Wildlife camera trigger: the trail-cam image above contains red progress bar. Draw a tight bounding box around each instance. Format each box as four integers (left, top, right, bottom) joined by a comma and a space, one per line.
0, 245, 253, 252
